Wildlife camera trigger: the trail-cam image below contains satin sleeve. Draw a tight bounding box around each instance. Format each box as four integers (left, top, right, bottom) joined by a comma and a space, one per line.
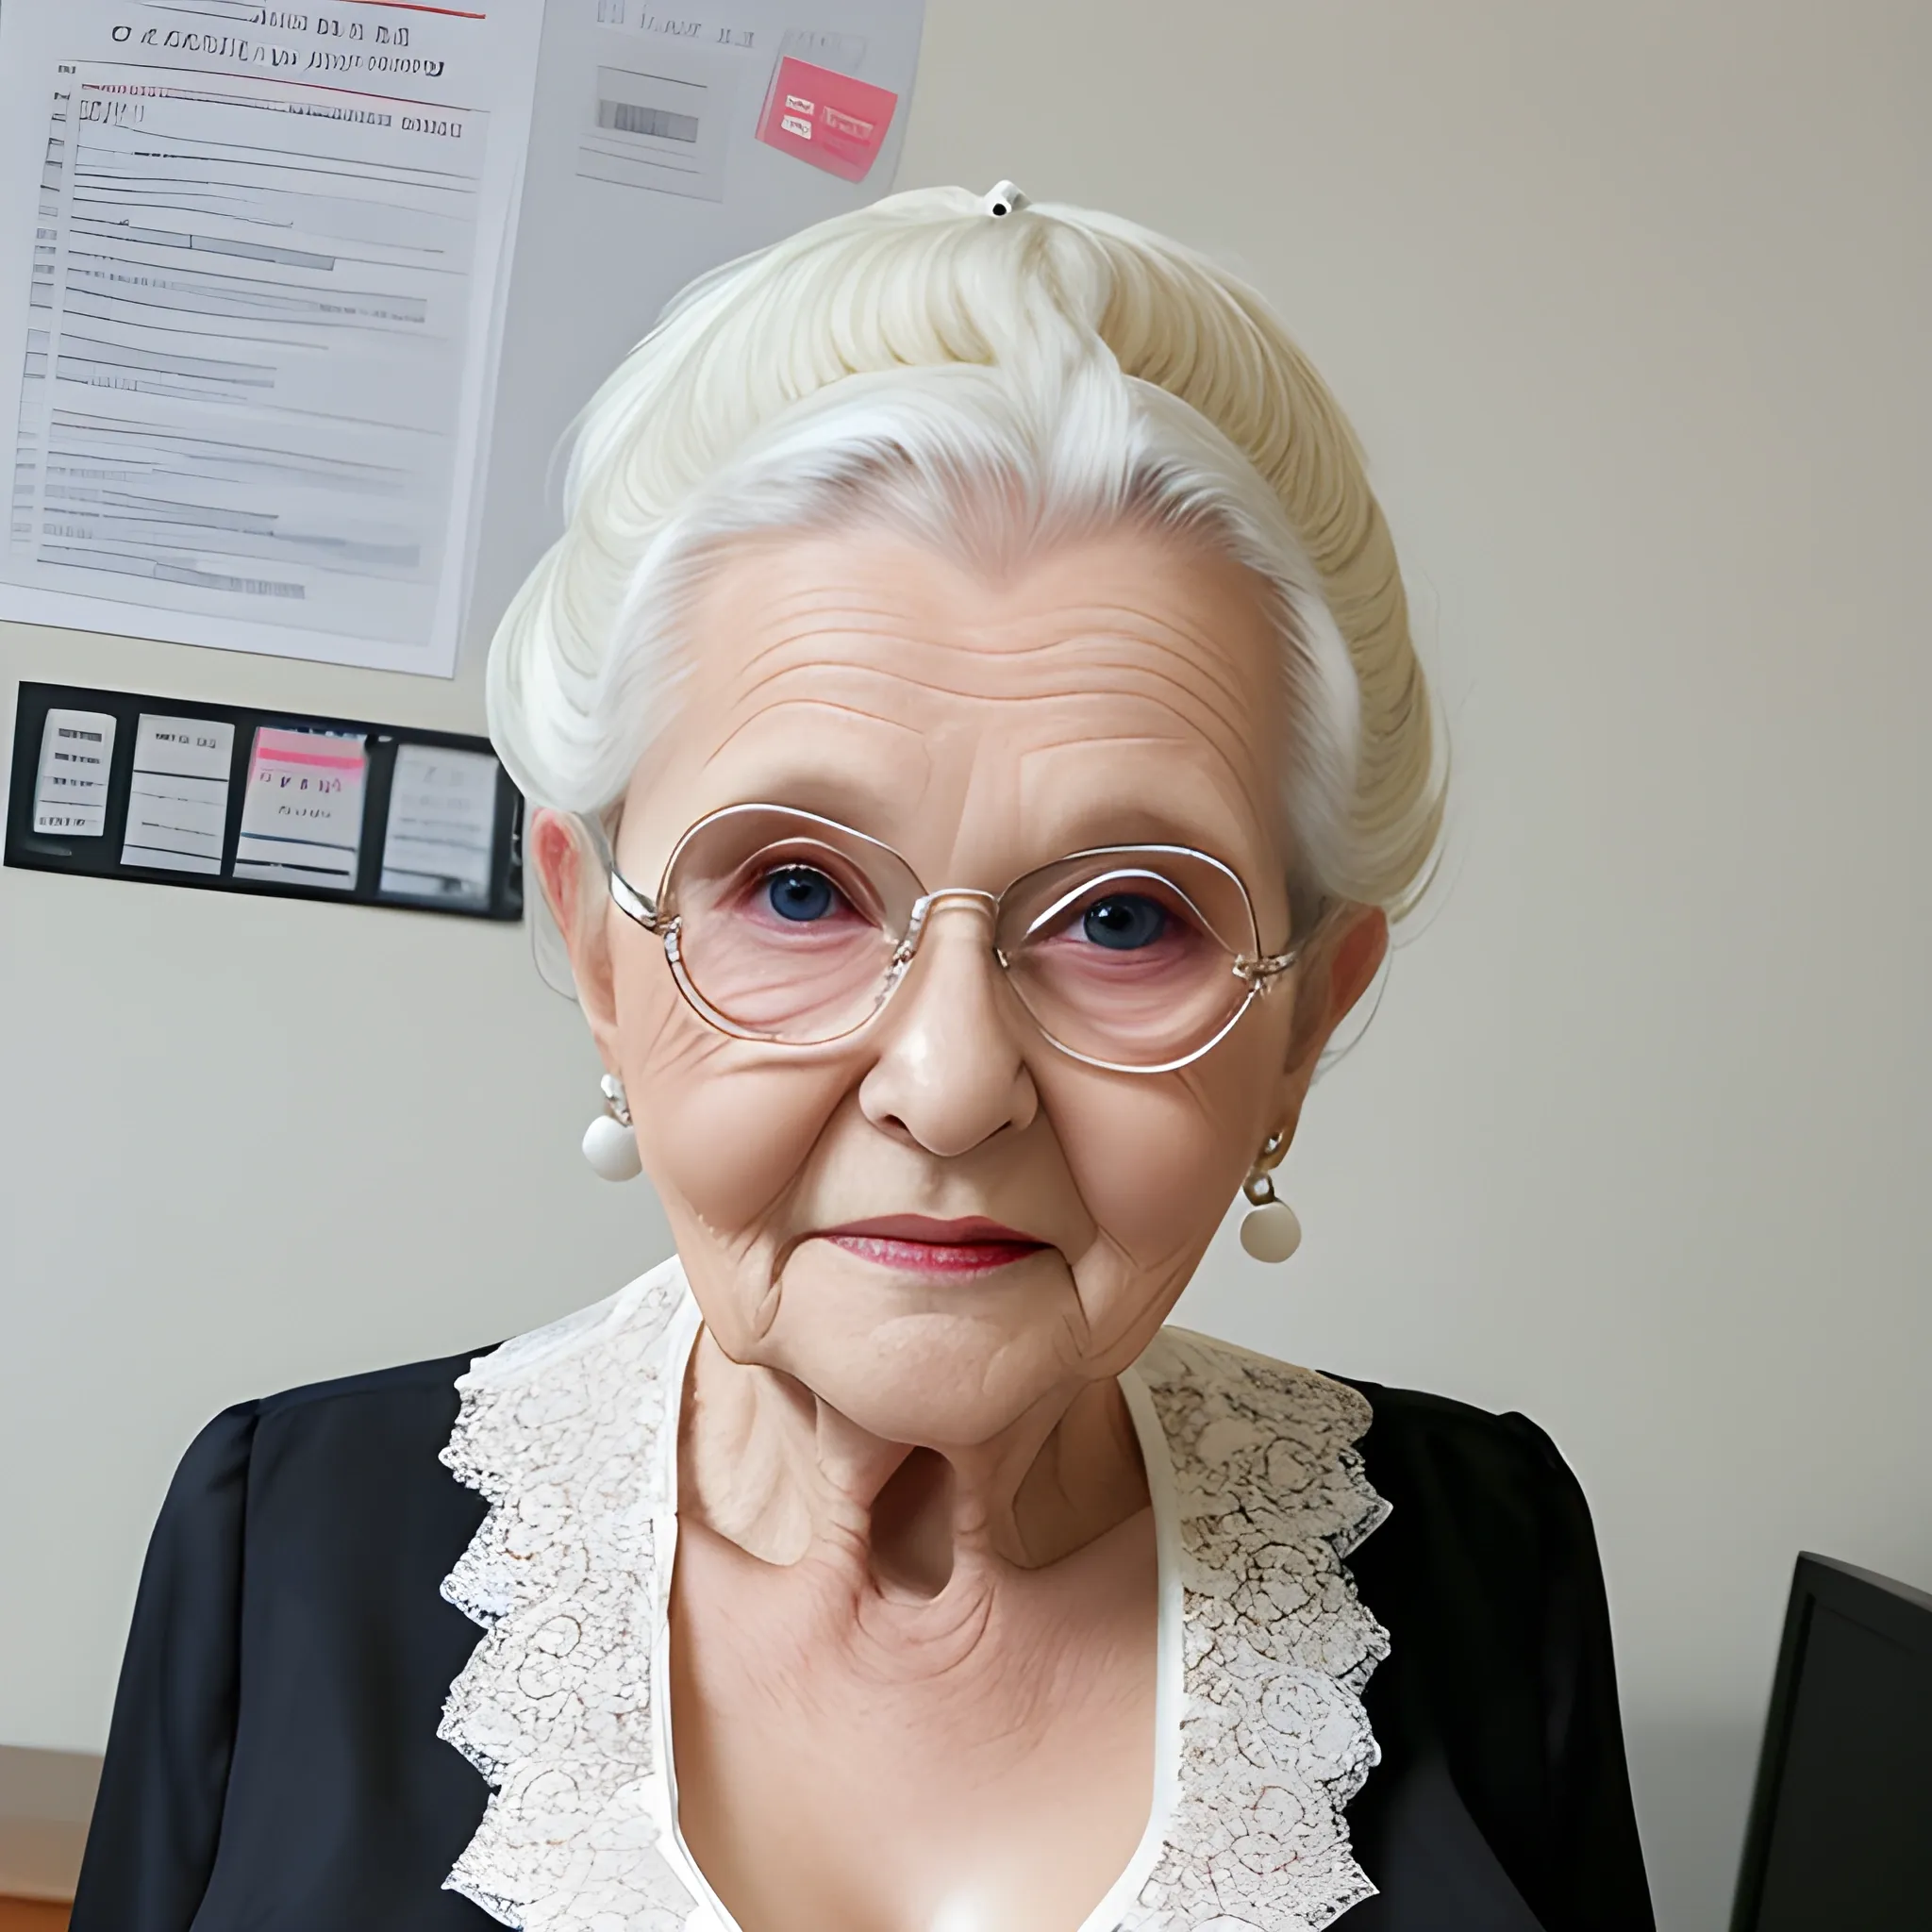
1506, 1409, 1656, 1927
69, 1402, 260, 1932
1339, 1380, 1657, 1932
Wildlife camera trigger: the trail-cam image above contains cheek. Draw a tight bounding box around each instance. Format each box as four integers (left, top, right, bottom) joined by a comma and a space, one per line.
1051, 1031, 1282, 1275
611, 944, 848, 1237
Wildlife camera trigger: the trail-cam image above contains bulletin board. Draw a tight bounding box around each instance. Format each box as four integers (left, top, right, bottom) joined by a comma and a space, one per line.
6, 681, 524, 921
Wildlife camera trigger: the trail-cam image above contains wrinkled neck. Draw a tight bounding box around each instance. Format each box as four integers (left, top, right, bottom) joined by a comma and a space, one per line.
675, 1327, 1149, 1599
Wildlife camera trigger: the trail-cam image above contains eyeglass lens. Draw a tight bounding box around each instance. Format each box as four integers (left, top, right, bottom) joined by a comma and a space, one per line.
658, 807, 1267, 1066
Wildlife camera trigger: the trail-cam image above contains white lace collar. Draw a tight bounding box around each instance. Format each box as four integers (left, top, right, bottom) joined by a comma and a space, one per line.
439, 1257, 1391, 1932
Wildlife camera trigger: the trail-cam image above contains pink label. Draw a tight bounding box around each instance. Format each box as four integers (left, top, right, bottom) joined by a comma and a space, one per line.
252, 726, 365, 772
755, 56, 896, 182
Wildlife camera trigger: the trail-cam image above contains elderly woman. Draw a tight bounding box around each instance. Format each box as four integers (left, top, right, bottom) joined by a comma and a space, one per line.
74, 187, 1653, 1932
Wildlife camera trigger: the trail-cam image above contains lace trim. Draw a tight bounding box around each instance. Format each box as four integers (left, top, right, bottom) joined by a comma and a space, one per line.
438, 1258, 702, 1929
437, 1269, 1389, 1932
1126, 1328, 1391, 1931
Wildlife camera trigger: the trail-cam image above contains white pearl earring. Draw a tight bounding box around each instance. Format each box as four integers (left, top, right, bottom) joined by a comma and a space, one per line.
1240, 1133, 1302, 1263
581, 1073, 642, 1182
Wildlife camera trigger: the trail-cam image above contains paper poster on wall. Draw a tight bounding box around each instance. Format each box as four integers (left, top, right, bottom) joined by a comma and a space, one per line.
233, 727, 368, 891
0, 0, 927, 678
569, 6, 921, 201
8, 681, 524, 920
119, 714, 235, 874
378, 742, 501, 908
464, 0, 926, 678
0, 0, 546, 677
32, 708, 116, 835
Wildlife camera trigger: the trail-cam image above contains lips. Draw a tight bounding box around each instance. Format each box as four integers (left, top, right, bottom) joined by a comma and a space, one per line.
814, 1214, 1048, 1276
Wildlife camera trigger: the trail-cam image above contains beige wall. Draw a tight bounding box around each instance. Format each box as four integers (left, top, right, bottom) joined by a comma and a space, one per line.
3, 4, 1927, 1928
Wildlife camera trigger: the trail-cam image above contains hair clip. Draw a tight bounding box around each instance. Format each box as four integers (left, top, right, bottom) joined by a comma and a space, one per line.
980, 181, 1028, 218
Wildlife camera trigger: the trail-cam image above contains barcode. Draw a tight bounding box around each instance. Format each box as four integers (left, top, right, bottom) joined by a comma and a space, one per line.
598, 99, 699, 143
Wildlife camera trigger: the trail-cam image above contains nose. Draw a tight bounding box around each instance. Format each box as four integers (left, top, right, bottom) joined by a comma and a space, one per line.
857, 897, 1039, 1158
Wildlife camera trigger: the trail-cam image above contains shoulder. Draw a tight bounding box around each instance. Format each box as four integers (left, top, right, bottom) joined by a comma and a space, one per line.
158, 1348, 495, 1605
262, 1346, 493, 1413
1141, 1322, 1374, 1450
152, 1347, 484, 1532
1136, 1324, 1390, 1585
1332, 1371, 1595, 1552
453, 1257, 688, 1399
1322, 1370, 1621, 1730
1141, 1325, 1602, 1595
251, 1345, 490, 1434
82, 1351, 522, 1929
225, 1257, 688, 1467
1145, 1318, 1588, 1522
222, 1345, 491, 1492
148, 1264, 689, 1566
1312, 1380, 1657, 1928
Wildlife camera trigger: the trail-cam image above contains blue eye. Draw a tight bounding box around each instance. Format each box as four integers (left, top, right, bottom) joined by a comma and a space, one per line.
1082, 893, 1169, 950
765, 866, 837, 923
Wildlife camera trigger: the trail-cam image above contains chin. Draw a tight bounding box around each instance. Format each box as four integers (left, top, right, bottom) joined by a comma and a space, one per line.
791, 1352, 1050, 1449
758, 1250, 1082, 1448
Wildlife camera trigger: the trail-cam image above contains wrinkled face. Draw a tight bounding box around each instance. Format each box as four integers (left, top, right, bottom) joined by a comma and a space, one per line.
541, 524, 1383, 1448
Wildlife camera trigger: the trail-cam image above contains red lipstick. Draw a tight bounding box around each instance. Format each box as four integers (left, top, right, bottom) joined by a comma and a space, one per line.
815, 1214, 1047, 1276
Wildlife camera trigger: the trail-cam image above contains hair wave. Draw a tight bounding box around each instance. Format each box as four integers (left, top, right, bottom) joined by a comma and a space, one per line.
487, 185, 1442, 916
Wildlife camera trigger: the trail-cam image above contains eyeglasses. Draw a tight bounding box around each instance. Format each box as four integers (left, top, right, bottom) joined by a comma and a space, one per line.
593, 804, 1307, 1075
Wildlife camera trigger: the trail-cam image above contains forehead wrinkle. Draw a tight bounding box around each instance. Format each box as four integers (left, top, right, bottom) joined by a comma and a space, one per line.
704, 571, 1265, 712
939, 582, 1265, 716
701, 611, 910, 698
932, 596, 1267, 724
698, 694, 927, 773
725, 640, 1265, 754
1013, 731, 1270, 852
704, 653, 1271, 832
995, 652, 1271, 789
682, 538, 1282, 819
1001, 594, 1260, 714
692, 699, 935, 835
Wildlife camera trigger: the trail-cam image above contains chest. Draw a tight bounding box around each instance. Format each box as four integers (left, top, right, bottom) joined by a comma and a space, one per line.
666, 1517, 1158, 1932
441, 1291, 1391, 1932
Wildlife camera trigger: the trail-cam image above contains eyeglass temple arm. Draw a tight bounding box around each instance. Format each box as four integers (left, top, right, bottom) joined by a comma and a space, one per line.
1241, 939, 1306, 986
579, 816, 666, 933
1243, 886, 1335, 984
607, 863, 667, 932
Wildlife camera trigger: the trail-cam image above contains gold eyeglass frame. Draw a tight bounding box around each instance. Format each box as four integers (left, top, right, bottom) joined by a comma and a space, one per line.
587, 803, 1309, 1076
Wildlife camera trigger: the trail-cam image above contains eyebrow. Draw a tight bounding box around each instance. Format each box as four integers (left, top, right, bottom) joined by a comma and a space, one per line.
1014, 744, 1269, 866
693, 700, 927, 824
696, 769, 919, 848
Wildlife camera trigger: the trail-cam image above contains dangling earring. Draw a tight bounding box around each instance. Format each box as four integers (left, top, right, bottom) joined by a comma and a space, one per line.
1240, 1130, 1302, 1262
581, 1072, 642, 1182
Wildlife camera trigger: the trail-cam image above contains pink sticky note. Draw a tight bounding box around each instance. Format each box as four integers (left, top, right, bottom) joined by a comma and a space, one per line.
755, 57, 897, 182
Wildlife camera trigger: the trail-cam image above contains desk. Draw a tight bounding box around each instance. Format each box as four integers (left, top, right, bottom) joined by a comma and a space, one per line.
0, 1901, 67, 1931
0, 1749, 93, 1932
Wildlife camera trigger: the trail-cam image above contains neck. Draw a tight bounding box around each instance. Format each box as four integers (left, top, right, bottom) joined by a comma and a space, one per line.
677, 1327, 1150, 1599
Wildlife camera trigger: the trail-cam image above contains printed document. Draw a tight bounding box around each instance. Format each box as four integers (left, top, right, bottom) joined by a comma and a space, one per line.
32, 708, 117, 835
233, 723, 367, 888
0, 0, 545, 675
378, 740, 499, 908
464, 0, 928, 676
120, 712, 235, 873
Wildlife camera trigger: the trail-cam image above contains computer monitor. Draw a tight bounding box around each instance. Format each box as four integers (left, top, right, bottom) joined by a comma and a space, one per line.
1730, 1552, 1932, 1931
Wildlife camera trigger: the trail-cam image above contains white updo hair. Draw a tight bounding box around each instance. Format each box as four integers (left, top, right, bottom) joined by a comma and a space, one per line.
488, 185, 1441, 915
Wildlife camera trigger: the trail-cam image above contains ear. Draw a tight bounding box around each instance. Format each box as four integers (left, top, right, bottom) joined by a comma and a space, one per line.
530, 808, 625, 1070
1318, 904, 1390, 1042
1276, 902, 1390, 1130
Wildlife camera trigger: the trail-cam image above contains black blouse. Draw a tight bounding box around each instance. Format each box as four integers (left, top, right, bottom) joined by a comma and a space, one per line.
70, 1348, 1655, 1932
